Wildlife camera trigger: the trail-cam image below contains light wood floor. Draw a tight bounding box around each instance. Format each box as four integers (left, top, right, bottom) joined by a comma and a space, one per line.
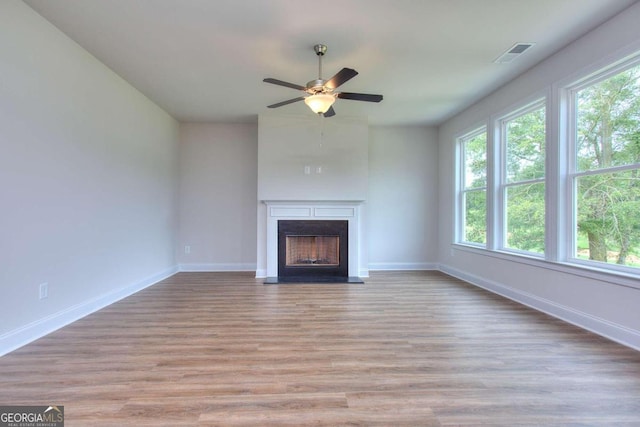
1, 271, 640, 426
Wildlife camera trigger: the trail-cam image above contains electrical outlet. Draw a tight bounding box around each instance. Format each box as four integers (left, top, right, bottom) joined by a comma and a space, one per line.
184, 245, 191, 254
39, 282, 48, 300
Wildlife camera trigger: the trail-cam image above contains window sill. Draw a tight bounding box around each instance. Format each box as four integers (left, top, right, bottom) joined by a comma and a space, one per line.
451, 243, 640, 291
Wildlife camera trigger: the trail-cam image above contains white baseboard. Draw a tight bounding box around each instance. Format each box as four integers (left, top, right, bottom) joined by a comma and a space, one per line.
179, 263, 257, 272
0, 266, 178, 357
439, 264, 640, 351
369, 262, 438, 271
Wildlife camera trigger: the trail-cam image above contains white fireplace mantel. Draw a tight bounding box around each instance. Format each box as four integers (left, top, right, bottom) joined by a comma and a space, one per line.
259, 200, 367, 278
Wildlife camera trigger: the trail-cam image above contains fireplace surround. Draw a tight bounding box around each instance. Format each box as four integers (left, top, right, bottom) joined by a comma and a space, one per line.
260, 201, 365, 283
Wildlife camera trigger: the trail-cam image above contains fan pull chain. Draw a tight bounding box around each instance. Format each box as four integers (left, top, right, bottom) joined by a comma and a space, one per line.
319, 113, 324, 148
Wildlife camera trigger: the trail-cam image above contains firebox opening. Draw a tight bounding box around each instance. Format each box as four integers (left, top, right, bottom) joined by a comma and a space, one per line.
277, 220, 349, 279
285, 235, 340, 267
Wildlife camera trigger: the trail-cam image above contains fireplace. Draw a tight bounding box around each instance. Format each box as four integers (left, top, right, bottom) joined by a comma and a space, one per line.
278, 220, 348, 279
259, 200, 365, 283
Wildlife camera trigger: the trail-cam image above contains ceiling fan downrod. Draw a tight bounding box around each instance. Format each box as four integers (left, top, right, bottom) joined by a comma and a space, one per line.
307, 44, 328, 92
314, 44, 327, 81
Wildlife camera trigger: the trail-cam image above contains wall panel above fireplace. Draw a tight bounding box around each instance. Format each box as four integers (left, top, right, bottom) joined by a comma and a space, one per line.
257, 113, 369, 201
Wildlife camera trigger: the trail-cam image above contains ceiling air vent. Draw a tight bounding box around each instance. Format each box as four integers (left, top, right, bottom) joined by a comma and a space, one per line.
494, 42, 535, 64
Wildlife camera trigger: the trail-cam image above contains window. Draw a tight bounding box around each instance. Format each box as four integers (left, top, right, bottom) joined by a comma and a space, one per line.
458, 128, 487, 246
500, 102, 546, 255
453, 49, 640, 280
569, 62, 640, 270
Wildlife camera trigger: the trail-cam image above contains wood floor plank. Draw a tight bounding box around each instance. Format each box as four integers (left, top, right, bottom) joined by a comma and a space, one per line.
1, 271, 639, 425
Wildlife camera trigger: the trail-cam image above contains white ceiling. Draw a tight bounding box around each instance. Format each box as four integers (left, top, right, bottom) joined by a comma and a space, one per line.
24, 0, 638, 126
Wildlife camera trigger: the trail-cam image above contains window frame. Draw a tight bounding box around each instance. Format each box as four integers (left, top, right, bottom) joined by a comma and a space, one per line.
496, 99, 548, 257
564, 55, 640, 275
456, 126, 488, 247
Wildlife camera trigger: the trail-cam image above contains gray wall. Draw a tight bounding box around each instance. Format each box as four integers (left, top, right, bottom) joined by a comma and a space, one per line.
0, 1, 179, 354
177, 123, 258, 270
368, 126, 439, 270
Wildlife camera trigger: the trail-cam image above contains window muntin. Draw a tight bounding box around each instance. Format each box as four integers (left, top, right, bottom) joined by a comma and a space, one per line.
571, 63, 640, 269
501, 103, 546, 255
459, 129, 487, 246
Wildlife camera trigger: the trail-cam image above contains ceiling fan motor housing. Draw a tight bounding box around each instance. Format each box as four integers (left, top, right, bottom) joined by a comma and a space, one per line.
306, 79, 328, 93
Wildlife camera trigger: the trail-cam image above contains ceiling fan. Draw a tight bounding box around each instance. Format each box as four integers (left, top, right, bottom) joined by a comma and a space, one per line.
263, 44, 383, 117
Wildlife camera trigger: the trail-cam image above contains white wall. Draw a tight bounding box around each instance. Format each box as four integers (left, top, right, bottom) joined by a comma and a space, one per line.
438, 2, 640, 349
368, 126, 439, 270
0, 1, 179, 355
258, 113, 369, 201
178, 123, 258, 271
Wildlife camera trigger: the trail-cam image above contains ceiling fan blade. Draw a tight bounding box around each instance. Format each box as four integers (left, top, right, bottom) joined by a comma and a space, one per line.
323, 106, 336, 117
267, 97, 305, 108
263, 78, 306, 91
337, 92, 383, 103
324, 68, 358, 90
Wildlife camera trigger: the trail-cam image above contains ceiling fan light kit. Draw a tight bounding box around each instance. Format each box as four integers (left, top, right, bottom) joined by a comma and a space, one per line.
304, 93, 336, 114
263, 44, 383, 117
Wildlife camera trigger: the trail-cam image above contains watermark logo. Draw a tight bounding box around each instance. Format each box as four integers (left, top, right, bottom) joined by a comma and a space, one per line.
0, 406, 64, 427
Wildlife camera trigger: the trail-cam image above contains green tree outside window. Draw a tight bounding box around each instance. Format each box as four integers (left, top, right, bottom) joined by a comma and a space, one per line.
461, 130, 487, 245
